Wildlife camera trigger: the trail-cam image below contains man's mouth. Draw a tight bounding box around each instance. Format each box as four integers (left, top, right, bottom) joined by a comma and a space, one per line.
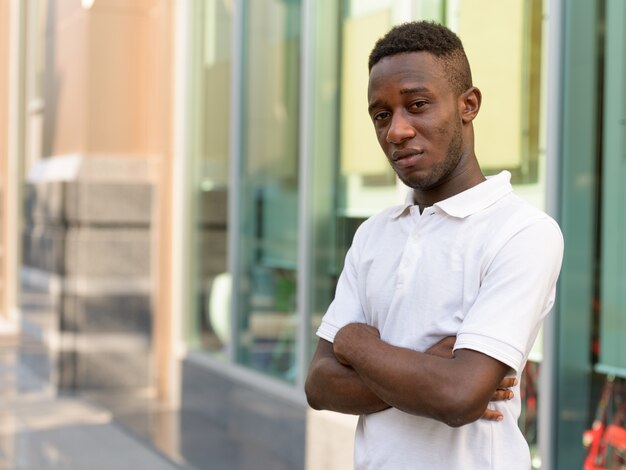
391, 149, 423, 167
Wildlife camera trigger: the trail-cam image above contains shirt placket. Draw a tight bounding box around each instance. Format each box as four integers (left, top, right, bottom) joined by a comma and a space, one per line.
397, 206, 435, 289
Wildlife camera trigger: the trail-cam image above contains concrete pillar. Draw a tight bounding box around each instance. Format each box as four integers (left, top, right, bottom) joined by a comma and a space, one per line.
0, 0, 9, 328
0, 0, 25, 336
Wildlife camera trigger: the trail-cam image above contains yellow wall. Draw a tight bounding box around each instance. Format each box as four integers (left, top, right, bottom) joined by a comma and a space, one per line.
456, 0, 524, 169
339, 3, 529, 176
340, 10, 391, 176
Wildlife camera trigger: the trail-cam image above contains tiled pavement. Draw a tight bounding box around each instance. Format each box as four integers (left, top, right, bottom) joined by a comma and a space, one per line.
0, 288, 306, 470
0, 331, 183, 470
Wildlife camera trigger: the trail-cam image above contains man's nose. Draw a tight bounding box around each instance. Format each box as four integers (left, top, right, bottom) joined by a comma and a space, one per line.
386, 112, 416, 144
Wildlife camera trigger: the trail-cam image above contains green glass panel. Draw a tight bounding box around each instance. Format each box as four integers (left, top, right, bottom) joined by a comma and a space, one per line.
554, 1, 600, 468
598, 0, 626, 376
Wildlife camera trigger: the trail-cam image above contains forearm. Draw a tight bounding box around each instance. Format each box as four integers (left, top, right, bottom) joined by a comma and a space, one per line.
346, 341, 472, 425
305, 341, 390, 415
334, 325, 509, 426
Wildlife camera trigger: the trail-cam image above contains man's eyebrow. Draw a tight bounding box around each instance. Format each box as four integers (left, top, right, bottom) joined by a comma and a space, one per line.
368, 99, 382, 113
400, 86, 430, 95
368, 87, 431, 113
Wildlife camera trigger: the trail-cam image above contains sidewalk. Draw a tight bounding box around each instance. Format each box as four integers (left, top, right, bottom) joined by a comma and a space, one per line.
2, 287, 303, 470
0, 286, 189, 470
0, 328, 184, 470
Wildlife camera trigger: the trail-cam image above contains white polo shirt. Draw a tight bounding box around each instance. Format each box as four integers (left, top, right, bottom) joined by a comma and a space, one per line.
316, 171, 564, 470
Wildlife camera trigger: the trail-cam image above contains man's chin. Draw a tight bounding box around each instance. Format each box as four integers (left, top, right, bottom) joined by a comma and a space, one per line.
401, 176, 437, 191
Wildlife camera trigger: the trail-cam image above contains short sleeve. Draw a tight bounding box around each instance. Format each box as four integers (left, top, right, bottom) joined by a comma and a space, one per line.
454, 217, 564, 373
316, 241, 367, 343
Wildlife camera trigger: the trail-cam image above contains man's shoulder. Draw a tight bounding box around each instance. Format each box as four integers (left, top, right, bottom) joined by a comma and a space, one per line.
487, 193, 563, 245
500, 193, 560, 227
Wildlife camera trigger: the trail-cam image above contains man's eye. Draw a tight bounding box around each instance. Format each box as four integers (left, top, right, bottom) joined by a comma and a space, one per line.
411, 101, 427, 110
374, 111, 390, 121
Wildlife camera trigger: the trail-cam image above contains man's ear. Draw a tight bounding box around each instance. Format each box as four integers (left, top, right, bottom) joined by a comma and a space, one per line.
459, 86, 481, 124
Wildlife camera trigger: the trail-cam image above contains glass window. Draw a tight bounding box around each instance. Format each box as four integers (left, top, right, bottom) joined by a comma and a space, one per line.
236, 0, 302, 383
450, 3, 549, 465
338, 0, 444, 221
308, 1, 550, 465
308, 0, 548, 337
452, 0, 545, 189
188, 0, 232, 357
309, 0, 446, 351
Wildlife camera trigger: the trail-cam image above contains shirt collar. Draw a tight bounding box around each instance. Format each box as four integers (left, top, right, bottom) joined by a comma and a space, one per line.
389, 191, 416, 219
389, 171, 513, 219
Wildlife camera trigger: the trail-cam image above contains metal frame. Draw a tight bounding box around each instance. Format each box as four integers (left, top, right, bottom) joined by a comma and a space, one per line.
228, 0, 243, 366
538, 0, 564, 468
296, 0, 315, 393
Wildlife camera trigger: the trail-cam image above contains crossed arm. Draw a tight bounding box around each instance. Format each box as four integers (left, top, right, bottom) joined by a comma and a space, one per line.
305, 324, 515, 427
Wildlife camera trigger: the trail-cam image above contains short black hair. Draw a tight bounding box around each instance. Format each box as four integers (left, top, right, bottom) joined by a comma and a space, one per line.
368, 21, 472, 96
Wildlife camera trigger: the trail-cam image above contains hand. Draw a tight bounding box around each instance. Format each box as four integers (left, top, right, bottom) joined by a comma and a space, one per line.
333, 323, 381, 366
481, 376, 517, 421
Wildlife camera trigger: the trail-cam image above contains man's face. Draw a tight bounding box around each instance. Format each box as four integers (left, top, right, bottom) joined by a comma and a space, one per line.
367, 52, 467, 191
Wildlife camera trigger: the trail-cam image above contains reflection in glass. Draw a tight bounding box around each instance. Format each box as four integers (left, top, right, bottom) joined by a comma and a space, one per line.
189, 0, 232, 356
308, 0, 445, 357
237, 0, 301, 382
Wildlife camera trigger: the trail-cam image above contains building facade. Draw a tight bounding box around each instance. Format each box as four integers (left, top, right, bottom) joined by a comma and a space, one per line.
1, 1, 625, 469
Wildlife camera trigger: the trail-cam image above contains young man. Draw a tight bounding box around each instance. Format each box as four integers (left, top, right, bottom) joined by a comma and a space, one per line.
305, 21, 564, 469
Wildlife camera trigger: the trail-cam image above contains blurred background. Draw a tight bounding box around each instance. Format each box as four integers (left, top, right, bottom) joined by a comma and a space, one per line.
0, 0, 625, 469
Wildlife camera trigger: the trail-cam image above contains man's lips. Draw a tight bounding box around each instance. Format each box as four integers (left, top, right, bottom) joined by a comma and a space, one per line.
391, 149, 423, 168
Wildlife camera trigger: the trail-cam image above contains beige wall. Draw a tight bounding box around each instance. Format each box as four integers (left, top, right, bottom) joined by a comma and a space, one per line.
42, 0, 170, 159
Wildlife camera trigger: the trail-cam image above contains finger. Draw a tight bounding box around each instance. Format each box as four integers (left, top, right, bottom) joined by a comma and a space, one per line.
491, 389, 514, 401
498, 377, 518, 389
480, 409, 504, 421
